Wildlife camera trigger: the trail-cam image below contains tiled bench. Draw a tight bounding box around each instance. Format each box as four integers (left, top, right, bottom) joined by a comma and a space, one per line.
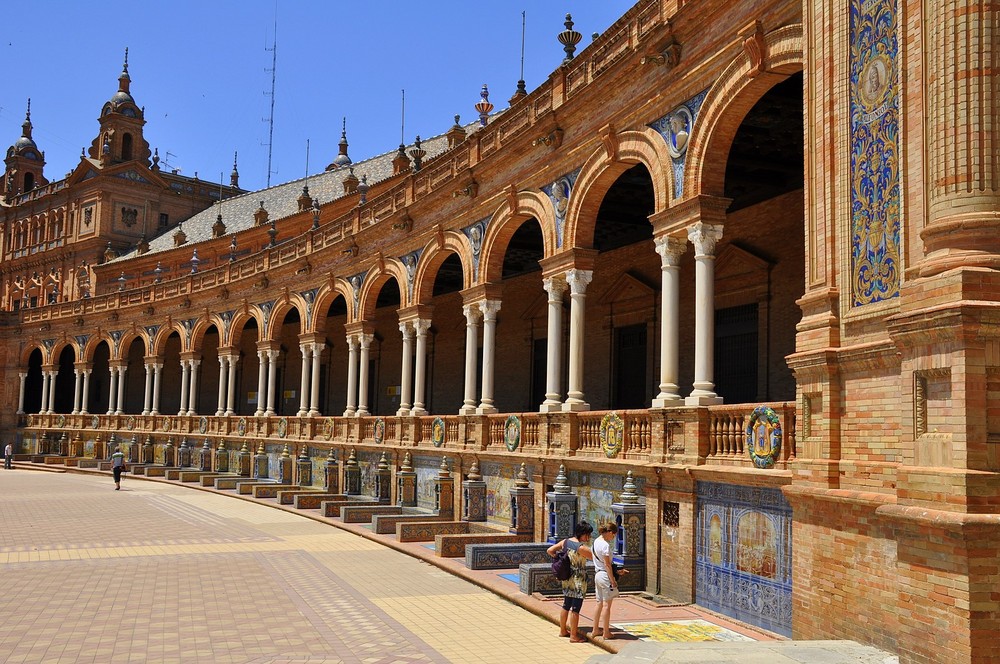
203, 473, 239, 487
179, 470, 221, 483
145, 466, 180, 478
340, 505, 402, 524
294, 493, 347, 509
252, 484, 297, 499
237, 480, 280, 495
396, 521, 497, 543
519, 562, 595, 595
274, 489, 325, 505
436, 532, 531, 558
321, 499, 380, 518
77, 459, 102, 469
465, 542, 552, 570
370, 512, 445, 535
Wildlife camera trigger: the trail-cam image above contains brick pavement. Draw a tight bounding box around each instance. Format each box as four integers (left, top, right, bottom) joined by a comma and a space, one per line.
0, 471, 605, 663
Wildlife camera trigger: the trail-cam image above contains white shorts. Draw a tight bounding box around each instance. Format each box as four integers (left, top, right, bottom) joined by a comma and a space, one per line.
595, 570, 618, 602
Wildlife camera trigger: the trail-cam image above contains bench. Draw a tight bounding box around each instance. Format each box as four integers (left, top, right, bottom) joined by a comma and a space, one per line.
203, 473, 238, 487
179, 471, 221, 483
370, 512, 444, 535
237, 480, 279, 495
340, 505, 403, 523
144, 466, 179, 478
251, 484, 297, 499
321, 499, 380, 518
294, 493, 347, 509
396, 521, 498, 543
465, 542, 553, 570
273, 489, 324, 505
519, 562, 595, 595
77, 459, 101, 469
435, 532, 531, 558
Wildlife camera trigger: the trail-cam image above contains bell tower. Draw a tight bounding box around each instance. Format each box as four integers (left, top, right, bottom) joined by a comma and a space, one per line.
3, 99, 48, 200
87, 48, 151, 167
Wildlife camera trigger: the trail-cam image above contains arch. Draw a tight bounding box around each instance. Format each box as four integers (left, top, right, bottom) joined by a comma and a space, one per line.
411, 231, 473, 304
49, 338, 77, 366
150, 321, 187, 357
19, 342, 47, 366
263, 296, 310, 342
227, 309, 264, 346
685, 24, 804, 198
479, 189, 556, 285
357, 260, 409, 321
121, 133, 133, 161
81, 334, 114, 364
310, 281, 353, 332
23, 172, 34, 192
563, 126, 674, 250
188, 315, 221, 353
116, 328, 148, 361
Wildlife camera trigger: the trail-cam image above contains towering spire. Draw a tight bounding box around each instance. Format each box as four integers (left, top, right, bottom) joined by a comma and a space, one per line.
22, 98, 32, 139
326, 117, 352, 170
230, 151, 240, 187
119, 47, 131, 93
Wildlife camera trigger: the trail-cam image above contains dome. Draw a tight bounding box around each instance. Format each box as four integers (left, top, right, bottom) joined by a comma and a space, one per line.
111, 90, 135, 106
331, 153, 352, 168
13, 136, 38, 152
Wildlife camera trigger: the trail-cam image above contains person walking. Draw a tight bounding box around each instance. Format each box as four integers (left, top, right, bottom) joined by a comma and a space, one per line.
4, 442, 12, 469
547, 521, 594, 642
592, 521, 628, 640
111, 446, 126, 490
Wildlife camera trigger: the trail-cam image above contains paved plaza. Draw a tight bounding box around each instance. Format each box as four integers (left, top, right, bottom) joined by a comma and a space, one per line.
0, 470, 605, 664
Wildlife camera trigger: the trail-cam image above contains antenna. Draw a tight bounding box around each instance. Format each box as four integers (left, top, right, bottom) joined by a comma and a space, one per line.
262, 12, 278, 187
305, 138, 310, 179
400, 89, 405, 145
520, 11, 526, 82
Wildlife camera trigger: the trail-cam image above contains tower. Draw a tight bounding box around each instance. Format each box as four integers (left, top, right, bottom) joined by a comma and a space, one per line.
3, 99, 48, 200
87, 49, 151, 167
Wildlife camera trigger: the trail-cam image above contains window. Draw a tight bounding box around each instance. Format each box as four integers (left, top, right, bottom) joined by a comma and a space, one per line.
121, 133, 133, 161
23, 173, 34, 192
159, 213, 169, 228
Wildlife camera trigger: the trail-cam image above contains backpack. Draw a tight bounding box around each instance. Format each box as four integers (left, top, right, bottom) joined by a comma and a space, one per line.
551, 540, 572, 581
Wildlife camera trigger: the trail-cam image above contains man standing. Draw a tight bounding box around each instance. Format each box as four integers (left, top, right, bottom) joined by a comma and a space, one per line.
111, 446, 126, 490
4, 442, 12, 469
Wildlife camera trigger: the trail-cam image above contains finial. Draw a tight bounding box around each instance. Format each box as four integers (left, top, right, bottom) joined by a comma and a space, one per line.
151, 147, 160, 170
229, 236, 238, 262
558, 14, 582, 63
218, 439, 227, 451
475, 84, 494, 126
280, 443, 291, 458
21, 98, 32, 138
256, 441, 266, 455
357, 174, 369, 204
620, 471, 640, 505
554, 464, 571, 494
119, 47, 131, 92
326, 447, 336, 462
511, 10, 528, 103
401, 452, 413, 472
438, 456, 451, 478
190, 248, 200, 274
377, 452, 389, 471
298, 446, 309, 462
124, 47, 129, 72
347, 448, 359, 468
230, 151, 239, 187
240, 440, 250, 454
515, 462, 530, 488
202, 438, 211, 451
25, 97, 30, 120
453, 114, 462, 129
408, 135, 425, 172
467, 459, 481, 481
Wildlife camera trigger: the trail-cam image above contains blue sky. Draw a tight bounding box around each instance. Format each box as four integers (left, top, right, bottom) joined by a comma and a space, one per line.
2, 2, 635, 192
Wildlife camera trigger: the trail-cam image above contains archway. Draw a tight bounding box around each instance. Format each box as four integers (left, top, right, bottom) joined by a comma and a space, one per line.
424, 252, 465, 413
275, 309, 302, 416
90, 341, 111, 415
320, 295, 349, 414
160, 332, 183, 415
123, 338, 145, 414
369, 278, 401, 416
24, 348, 43, 414
53, 346, 76, 414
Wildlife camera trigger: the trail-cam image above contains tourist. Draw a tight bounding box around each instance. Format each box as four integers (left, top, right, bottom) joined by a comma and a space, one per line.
547, 520, 594, 642
592, 521, 628, 640
4, 441, 12, 469
111, 446, 125, 490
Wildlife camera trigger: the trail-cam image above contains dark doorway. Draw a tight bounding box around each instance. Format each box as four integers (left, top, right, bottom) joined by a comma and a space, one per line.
715, 303, 759, 404
531, 338, 547, 409
613, 324, 647, 409
25, 348, 43, 414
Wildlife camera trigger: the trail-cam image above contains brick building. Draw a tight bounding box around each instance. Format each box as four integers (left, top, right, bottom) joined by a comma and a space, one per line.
5, 1, 999, 662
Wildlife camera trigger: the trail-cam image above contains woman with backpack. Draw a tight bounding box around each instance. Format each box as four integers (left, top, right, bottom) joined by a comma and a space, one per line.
546, 521, 594, 642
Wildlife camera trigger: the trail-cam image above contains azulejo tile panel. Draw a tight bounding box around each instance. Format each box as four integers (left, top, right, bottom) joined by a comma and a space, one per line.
850, 0, 900, 306
695, 481, 792, 637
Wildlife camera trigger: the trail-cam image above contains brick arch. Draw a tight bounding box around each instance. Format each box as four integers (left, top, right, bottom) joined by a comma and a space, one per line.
150, 322, 187, 357
262, 296, 310, 342
412, 231, 473, 304
189, 316, 225, 353
49, 338, 78, 366
20, 341, 47, 366
117, 330, 147, 361
310, 281, 353, 332
227, 309, 264, 346
357, 259, 408, 321
563, 126, 674, 251
685, 23, 804, 199
81, 334, 113, 364
479, 189, 556, 285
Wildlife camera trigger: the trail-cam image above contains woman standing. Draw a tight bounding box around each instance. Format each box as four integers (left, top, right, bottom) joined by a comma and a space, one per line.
592, 521, 628, 639
547, 521, 594, 642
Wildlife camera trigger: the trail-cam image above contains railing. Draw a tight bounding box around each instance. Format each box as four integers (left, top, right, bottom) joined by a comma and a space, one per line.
707, 402, 796, 464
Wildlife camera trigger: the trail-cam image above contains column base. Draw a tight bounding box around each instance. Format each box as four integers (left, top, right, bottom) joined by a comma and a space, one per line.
141, 410, 150, 416
356, 409, 370, 417
396, 407, 411, 417
254, 410, 264, 417
651, 395, 683, 408
685, 394, 723, 406
296, 409, 307, 417
562, 400, 590, 412
411, 407, 428, 417
307, 409, 318, 417
476, 405, 498, 415
343, 408, 356, 417
459, 404, 477, 416
215, 410, 224, 417
224, 410, 233, 417
539, 401, 563, 413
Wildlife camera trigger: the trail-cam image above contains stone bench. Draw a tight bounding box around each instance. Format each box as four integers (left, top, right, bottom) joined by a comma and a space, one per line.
166, 468, 198, 480
436, 532, 531, 558
519, 561, 595, 595
43, 456, 70, 465
179, 471, 221, 483
204, 473, 239, 487
251, 484, 297, 499
214, 476, 261, 490
294, 493, 347, 509
77, 459, 101, 469
237, 480, 279, 495
125, 464, 154, 475
371, 512, 445, 535
321, 499, 380, 518
273, 489, 323, 505
144, 466, 180, 478
465, 542, 553, 570
396, 520, 497, 543
340, 505, 402, 524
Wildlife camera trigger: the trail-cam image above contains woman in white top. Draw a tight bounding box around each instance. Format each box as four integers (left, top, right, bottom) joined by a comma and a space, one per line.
593, 521, 627, 640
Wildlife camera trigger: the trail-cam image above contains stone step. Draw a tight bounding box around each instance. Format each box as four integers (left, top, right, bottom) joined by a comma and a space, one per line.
371, 512, 448, 535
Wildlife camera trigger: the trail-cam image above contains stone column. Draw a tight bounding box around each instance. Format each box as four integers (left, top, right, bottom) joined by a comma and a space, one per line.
80, 369, 91, 415
357, 334, 373, 417
653, 235, 687, 407
255, 350, 267, 416
412, 319, 431, 416
297, 344, 311, 416
344, 334, 359, 417
106, 366, 117, 415
397, 321, 414, 416
462, 460, 487, 522
114, 365, 126, 415
434, 457, 454, 519
309, 342, 323, 416
72, 369, 82, 414
225, 354, 237, 416
178, 359, 191, 416
265, 349, 279, 416
685, 222, 724, 405
216, 356, 228, 416
546, 464, 578, 542
563, 269, 593, 411
344, 449, 361, 495
17, 372, 27, 414
47, 370, 58, 414
187, 359, 200, 416
509, 463, 534, 536
374, 452, 392, 504
40, 369, 51, 414
151, 363, 163, 416
460, 305, 480, 415
323, 448, 339, 493
141, 363, 153, 415
540, 276, 566, 412
477, 300, 501, 414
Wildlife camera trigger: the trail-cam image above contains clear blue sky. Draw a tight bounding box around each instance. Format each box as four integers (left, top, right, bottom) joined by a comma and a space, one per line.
3, 2, 636, 193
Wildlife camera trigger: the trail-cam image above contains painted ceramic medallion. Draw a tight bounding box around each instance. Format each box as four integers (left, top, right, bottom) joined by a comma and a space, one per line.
323, 418, 334, 440
276, 417, 287, 438
746, 405, 782, 469
126, 415, 136, 431
431, 417, 446, 447
56, 414, 66, 428
26, 414, 33, 427
504, 415, 521, 452
199, 416, 208, 434
160, 416, 171, 431
601, 411, 624, 458
373, 417, 385, 445
237, 417, 247, 437
91, 415, 100, 429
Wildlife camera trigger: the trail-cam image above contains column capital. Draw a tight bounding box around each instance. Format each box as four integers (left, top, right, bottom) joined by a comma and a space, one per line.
565, 269, 593, 295
310, 341, 325, 354
413, 318, 432, 335
649, 194, 731, 236
463, 303, 483, 324
345, 333, 359, 349
296, 332, 325, 346
478, 299, 502, 321
654, 234, 687, 267
344, 321, 374, 337
358, 333, 374, 349
266, 348, 280, 360
255, 340, 280, 353
542, 274, 567, 299
539, 248, 598, 278
687, 222, 724, 258
398, 320, 414, 336
74, 361, 94, 371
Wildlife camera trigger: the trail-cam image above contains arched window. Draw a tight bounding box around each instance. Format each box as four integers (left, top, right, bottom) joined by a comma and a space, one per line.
121, 133, 133, 161
23, 172, 34, 192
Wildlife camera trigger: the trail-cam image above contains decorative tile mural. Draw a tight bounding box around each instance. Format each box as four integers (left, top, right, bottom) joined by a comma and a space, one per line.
481, 461, 534, 526
414, 456, 439, 509
649, 89, 708, 200
850, 0, 899, 306
541, 169, 580, 249
570, 470, 645, 527
358, 451, 379, 497
695, 481, 792, 637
